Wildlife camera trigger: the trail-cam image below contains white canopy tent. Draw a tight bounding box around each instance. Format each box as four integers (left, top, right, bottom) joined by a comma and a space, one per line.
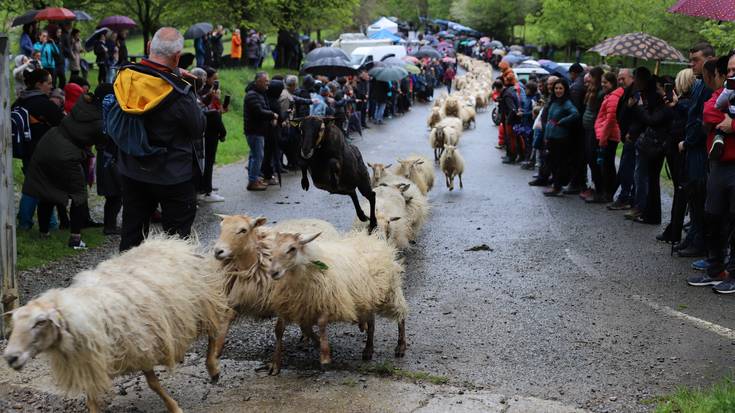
367, 17, 398, 36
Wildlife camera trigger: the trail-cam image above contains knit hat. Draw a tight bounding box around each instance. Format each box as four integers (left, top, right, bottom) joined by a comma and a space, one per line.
63, 83, 84, 113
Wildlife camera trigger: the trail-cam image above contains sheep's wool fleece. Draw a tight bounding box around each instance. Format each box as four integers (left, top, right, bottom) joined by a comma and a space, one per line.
272, 231, 407, 325
40, 235, 227, 398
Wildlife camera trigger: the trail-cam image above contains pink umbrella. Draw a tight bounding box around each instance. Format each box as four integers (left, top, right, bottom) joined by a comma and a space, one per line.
441, 56, 456, 63
669, 0, 735, 21
402, 55, 420, 64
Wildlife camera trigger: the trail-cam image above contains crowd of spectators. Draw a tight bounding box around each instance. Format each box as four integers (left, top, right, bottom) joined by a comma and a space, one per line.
496, 42, 735, 295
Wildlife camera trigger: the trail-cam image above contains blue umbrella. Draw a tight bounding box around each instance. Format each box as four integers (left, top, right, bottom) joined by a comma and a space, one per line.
539, 60, 569, 79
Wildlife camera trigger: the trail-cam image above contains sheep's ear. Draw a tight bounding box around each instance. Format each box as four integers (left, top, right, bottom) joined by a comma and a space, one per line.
389, 217, 402, 222
252, 216, 268, 228
299, 232, 321, 245
47, 309, 62, 329
398, 183, 411, 193
415, 160, 425, 165
214, 214, 229, 220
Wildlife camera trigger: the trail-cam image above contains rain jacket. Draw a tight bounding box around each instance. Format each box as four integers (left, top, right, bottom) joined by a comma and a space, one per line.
544, 99, 579, 140
113, 60, 205, 185
594, 87, 624, 147
231, 33, 242, 59
23, 95, 105, 206
34, 41, 60, 70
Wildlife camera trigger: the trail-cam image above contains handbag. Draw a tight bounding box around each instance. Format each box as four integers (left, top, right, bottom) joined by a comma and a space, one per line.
636, 127, 666, 159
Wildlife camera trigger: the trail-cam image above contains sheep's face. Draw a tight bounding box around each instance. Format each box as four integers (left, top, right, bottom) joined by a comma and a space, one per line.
213, 214, 267, 261
373, 213, 402, 241
398, 159, 424, 181
4, 301, 62, 370
367, 163, 391, 184
268, 232, 321, 280
443, 145, 457, 159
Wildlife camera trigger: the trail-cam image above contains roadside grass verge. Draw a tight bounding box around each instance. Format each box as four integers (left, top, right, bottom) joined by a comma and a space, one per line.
654, 376, 735, 413
359, 361, 449, 385
16, 227, 107, 271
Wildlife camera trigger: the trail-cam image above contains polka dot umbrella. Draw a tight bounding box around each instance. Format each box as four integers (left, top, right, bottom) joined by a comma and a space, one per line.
589, 32, 686, 62
669, 0, 735, 21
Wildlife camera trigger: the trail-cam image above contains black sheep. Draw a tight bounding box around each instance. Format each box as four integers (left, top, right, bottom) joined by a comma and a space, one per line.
295, 116, 377, 231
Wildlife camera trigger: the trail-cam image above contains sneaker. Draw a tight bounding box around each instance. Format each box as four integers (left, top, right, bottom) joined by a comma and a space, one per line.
687, 271, 728, 287
247, 181, 268, 191
607, 200, 631, 210
68, 236, 87, 250
624, 209, 642, 220
267, 177, 280, 186
543, 188, 563, 197
201, 193, 226, 203
579, 189, 594, 200
692, 259, 712, 271
713, 277, 735, 294
709, 134, 724, 160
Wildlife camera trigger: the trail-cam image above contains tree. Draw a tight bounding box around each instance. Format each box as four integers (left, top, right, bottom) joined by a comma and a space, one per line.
450, 0, 539, 42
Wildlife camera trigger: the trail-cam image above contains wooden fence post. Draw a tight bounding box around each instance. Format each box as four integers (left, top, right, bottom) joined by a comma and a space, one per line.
0, 33, 19, 337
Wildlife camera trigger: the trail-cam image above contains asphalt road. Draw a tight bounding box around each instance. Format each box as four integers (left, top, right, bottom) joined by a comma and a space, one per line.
4, 88, 735, 412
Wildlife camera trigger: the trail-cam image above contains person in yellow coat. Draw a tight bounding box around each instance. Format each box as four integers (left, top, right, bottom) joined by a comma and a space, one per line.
230, 29, 242, 66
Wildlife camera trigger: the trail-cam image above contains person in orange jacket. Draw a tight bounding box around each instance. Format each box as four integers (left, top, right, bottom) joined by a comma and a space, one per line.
230, 29, 242, 66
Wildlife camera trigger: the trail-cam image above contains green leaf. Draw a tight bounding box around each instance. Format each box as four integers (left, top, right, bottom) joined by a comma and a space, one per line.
311, 260, 329, 271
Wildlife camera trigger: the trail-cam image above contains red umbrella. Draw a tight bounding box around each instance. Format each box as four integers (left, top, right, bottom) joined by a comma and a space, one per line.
99, 15, 137, 32
35, 7, 76, 22
669, 0, 735, 21
402, 55, 420, 64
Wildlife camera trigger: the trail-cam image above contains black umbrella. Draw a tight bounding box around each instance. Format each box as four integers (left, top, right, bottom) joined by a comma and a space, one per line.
368, 65, 409, 82
84, 27, 111, 51
301, 57, 358, 78
184, 22, 213, 39
413, 46, 441, 59
305, 47, 350, 63
11, 10, 39, 27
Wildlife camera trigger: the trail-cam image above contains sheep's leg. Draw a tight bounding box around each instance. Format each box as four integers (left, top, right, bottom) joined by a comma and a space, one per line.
349, 190, 369, 222
269, 317, 286, 375
328, 159, 341, 190
213, 309, 237, 359
357, 184, 378, 232
299, 323, 320, 348
318, 314, 332, 366
395, 319, 407, 358
206, 334, 221, 383
449, 173, 455, 191
301, 166, 310, 191
86, 395, 100, 413
362, 315, 375, 361
459, 173, 463, 189
143, 370, 182, 413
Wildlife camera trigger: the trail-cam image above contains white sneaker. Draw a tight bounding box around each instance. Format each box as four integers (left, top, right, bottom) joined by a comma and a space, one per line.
201, 193, 225, 203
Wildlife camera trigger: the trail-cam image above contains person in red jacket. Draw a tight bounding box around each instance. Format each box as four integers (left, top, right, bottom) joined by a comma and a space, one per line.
592, 72, 623, 202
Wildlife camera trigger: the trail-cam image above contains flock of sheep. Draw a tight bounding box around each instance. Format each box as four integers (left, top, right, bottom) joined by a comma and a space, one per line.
428, 55, 496, 190
2, 55, 495, 413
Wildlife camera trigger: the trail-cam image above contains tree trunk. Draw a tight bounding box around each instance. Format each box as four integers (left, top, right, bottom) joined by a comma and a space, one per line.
316, 29, 321, 44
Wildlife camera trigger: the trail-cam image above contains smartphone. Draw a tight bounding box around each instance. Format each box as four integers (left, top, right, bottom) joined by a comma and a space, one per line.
727, 77, 735, 90
664, 83, 674, 100
223, 95, 231, 109
213, 80, 220, 91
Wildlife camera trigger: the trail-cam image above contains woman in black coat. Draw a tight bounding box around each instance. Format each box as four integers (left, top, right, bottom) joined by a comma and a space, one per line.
23, 92, 105, 248
262, 79, 286, 185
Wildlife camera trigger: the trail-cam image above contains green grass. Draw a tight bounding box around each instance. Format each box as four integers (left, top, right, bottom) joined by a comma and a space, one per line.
655, 376, 735, 413
358, 361, 449, 385
16, 227, 107, 271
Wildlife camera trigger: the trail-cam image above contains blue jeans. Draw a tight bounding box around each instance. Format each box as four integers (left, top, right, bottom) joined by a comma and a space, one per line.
616, 140, 636, 203
18, 194, 58, 230
374, 103, 387, 123
633, 148, 649, 211
246, 134, 265, 183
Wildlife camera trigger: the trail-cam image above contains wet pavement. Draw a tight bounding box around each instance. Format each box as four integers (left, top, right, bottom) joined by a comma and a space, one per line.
2, 89, 735, 412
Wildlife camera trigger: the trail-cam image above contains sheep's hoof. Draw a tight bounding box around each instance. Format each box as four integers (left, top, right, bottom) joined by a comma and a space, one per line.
320, 356, 332, 366
210, 373, 220, 384
449, 186, 454, 192
394, 344, 406, 358
362, 348, 374, 361
301, 179, 309, 191
268, 363, 281, 376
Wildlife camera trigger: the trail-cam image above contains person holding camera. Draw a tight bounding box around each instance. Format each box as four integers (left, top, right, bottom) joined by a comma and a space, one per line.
196, 67, 228, 202
244, 71, 277, 191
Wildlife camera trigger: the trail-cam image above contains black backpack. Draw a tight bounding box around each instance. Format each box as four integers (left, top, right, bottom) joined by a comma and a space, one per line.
10, 106, 31, 159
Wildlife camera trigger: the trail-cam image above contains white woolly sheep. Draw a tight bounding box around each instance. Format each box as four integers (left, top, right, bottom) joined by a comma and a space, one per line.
266, 230, 408, 374
378, 181, 430, 237
443, 96, 460, 118
427, 107, 442, 129
3, 235, 228, 413
460, 106, 476, 130
211, 214, 340, 357
440, 144, 465, 191
395, 155, 435, 195
354, 185, 412, 249
367, 162, 397, 188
